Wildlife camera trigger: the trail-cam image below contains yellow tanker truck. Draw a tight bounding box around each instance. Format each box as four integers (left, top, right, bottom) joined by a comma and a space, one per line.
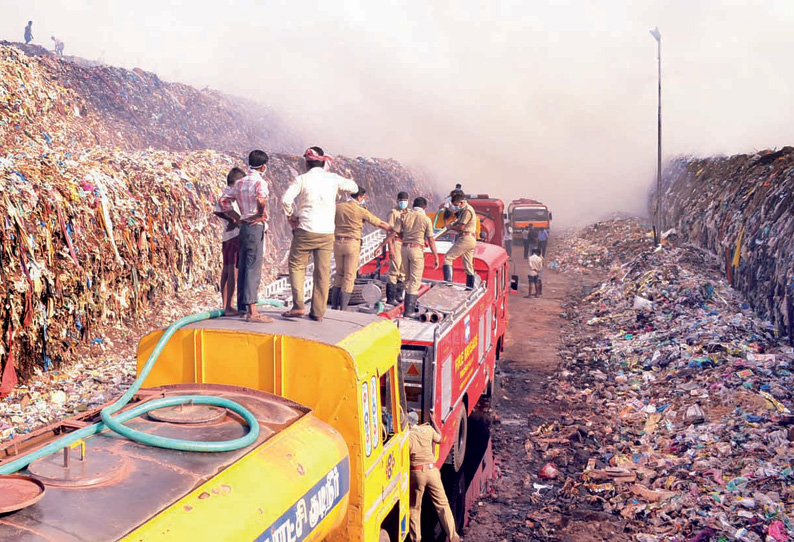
0, 311, 411, 541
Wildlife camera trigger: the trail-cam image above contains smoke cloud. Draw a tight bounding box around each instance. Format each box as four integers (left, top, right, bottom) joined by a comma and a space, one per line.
4, 1, 794, 226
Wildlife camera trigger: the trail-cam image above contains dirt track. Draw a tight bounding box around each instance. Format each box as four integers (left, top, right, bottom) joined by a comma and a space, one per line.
464, 241, 625, 542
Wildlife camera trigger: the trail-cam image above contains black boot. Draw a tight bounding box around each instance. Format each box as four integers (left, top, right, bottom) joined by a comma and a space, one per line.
385, 282, 397, 305
443, 265, 454, 283
329, 286, 341, 310
340, 292, 352, 311
403, 293, 417, 317
395, 282, 405, 302
465, 274, 475, 289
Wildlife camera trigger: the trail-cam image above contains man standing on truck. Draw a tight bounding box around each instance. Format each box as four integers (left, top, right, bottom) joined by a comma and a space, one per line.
407, 411, 460, 542
443, 193, 477, 289
391, 197, 440, 317
385, 191, 411, 305
282, 146, 358, 322
331, 188, 392, 311
218, 150, 273, 323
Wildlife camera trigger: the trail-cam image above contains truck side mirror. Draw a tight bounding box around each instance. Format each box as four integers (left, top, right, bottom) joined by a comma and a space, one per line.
510, 275, 519, 291
549, 212, 553, 221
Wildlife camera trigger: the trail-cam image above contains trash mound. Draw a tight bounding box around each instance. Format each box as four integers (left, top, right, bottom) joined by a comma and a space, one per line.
549, 217, 653, 273
0, 43, 299, 153
662, 149, 794, 344
524, 242, 793, 541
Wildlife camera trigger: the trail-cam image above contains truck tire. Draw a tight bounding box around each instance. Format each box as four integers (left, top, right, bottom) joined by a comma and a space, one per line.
450, 407, 468, 472
379, 528, 391, 542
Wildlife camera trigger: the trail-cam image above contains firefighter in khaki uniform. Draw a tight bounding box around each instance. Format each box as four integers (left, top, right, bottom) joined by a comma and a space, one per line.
331, 188, 392, 311
407, 411, 460, 542
443, 193, 478, 289
390, 197, 440, 317
385, 191, 411, 305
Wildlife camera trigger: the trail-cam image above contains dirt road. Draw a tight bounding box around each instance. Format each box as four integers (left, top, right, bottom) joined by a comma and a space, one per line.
464, 241, 626, 542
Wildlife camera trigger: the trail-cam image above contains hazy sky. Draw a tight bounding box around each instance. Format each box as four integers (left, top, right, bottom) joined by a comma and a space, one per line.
3, 1, 794, 226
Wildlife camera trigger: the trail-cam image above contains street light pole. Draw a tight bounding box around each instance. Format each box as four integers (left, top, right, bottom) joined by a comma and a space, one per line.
650, 27, 662, 245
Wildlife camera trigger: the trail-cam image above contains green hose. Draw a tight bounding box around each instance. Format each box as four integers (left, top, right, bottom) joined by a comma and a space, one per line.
0, 299, 283, 474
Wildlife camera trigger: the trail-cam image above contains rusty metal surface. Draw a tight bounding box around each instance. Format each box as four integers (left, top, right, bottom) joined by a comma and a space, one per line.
147, 404, 227, 424
27, 449, 125, 488
183, 309, 383, 345
0, 384, 305, 542
0, 475, 45, 513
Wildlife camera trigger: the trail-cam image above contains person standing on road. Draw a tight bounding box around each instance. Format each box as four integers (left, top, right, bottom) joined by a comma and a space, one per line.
407, 411, 461, 542
385, 191, 410, 304
331, 188, 392, 311
526, 248, 544, 298
282, 146, 358, 322
391, 197, 440, 317
443, 193, 477, 289
218, 150, 273, 323
24, 21, 33, 44
214, 167, 245, 315
504, 222, 512, 258
538, 227, 549, 257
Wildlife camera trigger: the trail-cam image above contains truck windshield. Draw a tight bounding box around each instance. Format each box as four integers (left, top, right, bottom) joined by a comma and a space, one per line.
513, 208, 548, 221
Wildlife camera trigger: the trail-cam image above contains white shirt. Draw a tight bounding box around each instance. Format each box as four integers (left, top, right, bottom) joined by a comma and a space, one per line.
214, 200, 241, 242
281, 167, 358, 234
504, 224, 512, 241
528, 254, 544, 276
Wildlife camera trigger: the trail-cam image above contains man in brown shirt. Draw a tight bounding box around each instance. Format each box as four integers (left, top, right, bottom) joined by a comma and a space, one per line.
331, 188, 391, 310
385, 191, 410, 305
443, 193, 478, 289
407, 411, 460, 542
391, 197, 440, 317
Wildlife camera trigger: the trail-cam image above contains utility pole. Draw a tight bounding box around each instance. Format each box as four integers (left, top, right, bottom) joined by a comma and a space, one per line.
650, 27, 662, 245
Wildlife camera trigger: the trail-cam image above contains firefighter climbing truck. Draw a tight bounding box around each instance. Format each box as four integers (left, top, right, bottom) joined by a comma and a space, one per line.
508, 198, 552, 235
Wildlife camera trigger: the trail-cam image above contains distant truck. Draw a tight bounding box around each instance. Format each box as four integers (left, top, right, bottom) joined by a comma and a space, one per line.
507, 199, 552, 233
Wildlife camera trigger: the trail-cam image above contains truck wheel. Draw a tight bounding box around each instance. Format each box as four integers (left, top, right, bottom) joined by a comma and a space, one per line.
450, 407, 468, 472
379, 528, 391, 542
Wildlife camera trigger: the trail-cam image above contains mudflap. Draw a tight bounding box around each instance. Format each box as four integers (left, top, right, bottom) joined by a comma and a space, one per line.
420, 411, 494, 540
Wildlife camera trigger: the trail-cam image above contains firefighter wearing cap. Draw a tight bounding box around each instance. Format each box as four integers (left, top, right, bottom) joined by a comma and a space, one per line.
330, 188, 392, 311
443, 193, 478, 289
385, 191, 410, 304
390, 197, 440, 317
407, 411, 460, 542
281, 146, 358, 321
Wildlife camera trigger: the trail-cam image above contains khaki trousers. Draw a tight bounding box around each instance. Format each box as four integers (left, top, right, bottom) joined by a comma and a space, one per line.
387, 239, 404, 285
444, 235, 476, 275
400, 245, 425, 295
333, 238, 360, 292
288, 229, 334, 318
409, 468, 458, 542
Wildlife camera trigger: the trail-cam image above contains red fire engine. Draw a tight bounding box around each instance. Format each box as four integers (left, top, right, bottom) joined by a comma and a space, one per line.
359, 239, 510, 472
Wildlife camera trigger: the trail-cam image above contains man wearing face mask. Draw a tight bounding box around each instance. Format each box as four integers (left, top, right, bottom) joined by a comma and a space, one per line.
385, 191, 410, 304
331, 188, 393, 310
391, 197, 440, 317
282, 146, 358, 321
443, 193, 478, 289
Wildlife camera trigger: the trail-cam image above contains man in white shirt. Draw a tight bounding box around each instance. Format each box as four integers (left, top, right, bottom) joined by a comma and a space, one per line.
504, 222, 513, 258
281, 146, 358, 321
527, 248, 544, 298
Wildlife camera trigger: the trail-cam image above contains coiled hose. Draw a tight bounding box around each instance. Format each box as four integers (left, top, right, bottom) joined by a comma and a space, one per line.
0, 299, 283, 474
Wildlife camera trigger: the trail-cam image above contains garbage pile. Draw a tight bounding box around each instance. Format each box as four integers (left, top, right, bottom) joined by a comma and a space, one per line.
661, 149, 794, 345
525, 234, 793, 541
0, 43, 300, 153
549, 217, 653, 273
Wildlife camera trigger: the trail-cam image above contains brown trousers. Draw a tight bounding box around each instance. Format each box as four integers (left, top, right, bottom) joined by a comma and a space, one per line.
409, 468, 458, 542
444, 235, 476, 274
288, 229, 334, 318
387, 239, 404, 284
400, 245, 425, 295
333, 238, 360, 292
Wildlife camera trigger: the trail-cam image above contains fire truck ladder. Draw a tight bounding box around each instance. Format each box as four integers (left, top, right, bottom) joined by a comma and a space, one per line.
261, 229, 387, 307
